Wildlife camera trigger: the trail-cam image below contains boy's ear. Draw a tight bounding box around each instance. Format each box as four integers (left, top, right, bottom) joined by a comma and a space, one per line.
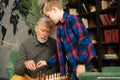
51, 6, 58, 12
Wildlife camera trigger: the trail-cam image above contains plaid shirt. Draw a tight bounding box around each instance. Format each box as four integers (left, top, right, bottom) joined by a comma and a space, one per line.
46, 12, 96, 75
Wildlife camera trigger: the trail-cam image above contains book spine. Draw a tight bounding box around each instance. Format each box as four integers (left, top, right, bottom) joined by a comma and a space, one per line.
104, 14, 112, 25
112, 12, 118, 24
99, 14, 107, 26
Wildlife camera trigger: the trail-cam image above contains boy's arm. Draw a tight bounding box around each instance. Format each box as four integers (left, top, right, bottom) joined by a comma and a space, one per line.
37, 53, 58, 68
46, 53, 58, 65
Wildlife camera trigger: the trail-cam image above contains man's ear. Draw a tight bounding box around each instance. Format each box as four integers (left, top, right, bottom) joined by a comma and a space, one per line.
35, 26, 37, 32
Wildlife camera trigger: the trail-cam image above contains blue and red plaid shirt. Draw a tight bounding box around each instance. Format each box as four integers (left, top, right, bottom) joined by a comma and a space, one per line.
46, 12, 96, 75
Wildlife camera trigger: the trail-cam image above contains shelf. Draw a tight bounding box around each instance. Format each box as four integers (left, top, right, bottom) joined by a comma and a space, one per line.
100, 24, 118, 29
99, 6, 118, 14
101, 42, 119, 45
87, 27, 97, 30
103, 53, 119, 60
102, 59, 120, 66
67, 0, 78, 8
102, 58, 119, 62
81, 12, 96, 18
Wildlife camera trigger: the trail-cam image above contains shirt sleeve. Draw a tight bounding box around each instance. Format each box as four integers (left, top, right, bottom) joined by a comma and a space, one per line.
46, 53, 58, 65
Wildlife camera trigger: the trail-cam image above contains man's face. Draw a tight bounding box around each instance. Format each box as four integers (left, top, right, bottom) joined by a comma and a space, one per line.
36, 25, 51, 43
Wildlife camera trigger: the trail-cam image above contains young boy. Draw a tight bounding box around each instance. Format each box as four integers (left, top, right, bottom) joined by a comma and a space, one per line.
37, 0, 97, 79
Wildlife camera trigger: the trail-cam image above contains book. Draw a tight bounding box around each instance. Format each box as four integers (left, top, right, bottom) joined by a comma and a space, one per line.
104, 29, 118, 43
99, 12, 118, 26
104, 29, 112, 43
107, 0, 118, 8
89, 5, 96, 12
104, 54, 118, 59
101, 0, 108, 9
69, 8, 78, 15
99, 14, 107, 26
104, 29, 107, 42
104, 14, 112, 25
112, 12, 118, 24
104, 45, 118, 59
82, 3, 88, 13
82, 18, 88, 28
111, 29, 118, 42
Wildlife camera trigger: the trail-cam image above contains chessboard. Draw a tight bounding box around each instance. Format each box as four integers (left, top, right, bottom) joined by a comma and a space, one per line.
24, 72, 69, 80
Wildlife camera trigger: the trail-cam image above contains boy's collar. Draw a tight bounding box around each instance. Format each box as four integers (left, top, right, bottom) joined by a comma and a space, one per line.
60, 12, 68, 23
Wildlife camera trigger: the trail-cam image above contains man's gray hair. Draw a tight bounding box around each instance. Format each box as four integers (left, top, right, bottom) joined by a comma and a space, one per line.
36, 17, 52, 28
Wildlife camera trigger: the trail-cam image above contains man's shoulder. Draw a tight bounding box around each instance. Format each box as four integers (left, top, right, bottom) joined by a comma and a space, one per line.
49, 37, 56, 41
48, 37, 56, 45
48, 37, 56, 42
22, 36, 35, 44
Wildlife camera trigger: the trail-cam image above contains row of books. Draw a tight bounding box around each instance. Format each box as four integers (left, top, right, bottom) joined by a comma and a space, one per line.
99, 12, 118, 26
101, 0, 118, 10
81, 3, 96, 13
81, 0, 118, 14
103, 45, 118, 59
104, 29, 118, 43
82, 12, 118, 28
104, 54, 118, 59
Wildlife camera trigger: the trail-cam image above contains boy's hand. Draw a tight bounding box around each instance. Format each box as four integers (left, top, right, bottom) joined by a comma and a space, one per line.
24, 60, 36, 71
76, 64, 85, 78
37, 60, 47, 68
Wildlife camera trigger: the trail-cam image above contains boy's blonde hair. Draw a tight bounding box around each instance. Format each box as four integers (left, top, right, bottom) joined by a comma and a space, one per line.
42, 0, 63, 14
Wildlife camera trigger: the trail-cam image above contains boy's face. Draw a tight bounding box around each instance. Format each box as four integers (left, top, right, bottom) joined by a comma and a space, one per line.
44, 7, 60, 24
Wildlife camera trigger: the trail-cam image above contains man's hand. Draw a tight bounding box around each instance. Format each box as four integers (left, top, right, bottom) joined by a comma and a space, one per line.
24, 60, 36, 71
76, 64, 86, 78
37, 60, 47, 68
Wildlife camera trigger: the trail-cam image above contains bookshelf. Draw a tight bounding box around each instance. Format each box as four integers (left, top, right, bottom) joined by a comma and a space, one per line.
66, 0, 120, 71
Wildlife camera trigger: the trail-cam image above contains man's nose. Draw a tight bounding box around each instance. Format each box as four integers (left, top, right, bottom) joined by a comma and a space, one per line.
44, 31, 48, 37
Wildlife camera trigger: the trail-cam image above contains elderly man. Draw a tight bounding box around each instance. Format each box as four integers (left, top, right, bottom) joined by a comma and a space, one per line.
11, 17, 59, 80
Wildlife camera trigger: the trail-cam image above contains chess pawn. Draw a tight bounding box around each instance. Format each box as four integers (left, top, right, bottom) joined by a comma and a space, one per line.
49, 74, 52, 80
44, 74, 46, 80
45, 75, 49, 80
65, 73, 69, 80
38, 71, 42, 80
54, 73, 57, 80
60, 73, 69, 80
60, 75, 66, 80
32, 74, 39, 80
49, 74, 54, 80
41, 74, 46, 80
56, 73, 60, 80
51, 74, 54, 80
